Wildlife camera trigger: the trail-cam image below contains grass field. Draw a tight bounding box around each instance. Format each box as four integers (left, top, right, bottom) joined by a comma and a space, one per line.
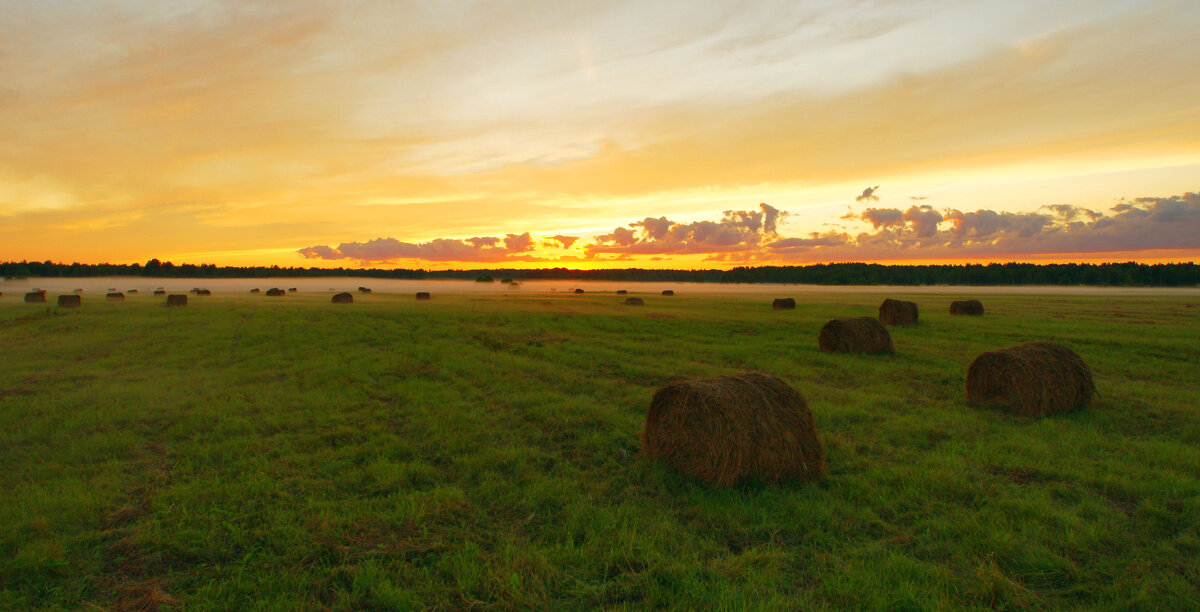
2, 288, 1198, 610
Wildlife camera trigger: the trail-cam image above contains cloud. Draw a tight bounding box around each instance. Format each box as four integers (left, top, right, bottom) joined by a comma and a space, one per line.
545, 234, 580, 249
299, 232, 537, 263
586, 203, 785, 256
856, 185, 880, 202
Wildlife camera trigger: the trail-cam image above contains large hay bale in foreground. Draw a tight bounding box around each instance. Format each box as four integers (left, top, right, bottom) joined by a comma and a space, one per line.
58, 294, 81, 308
773, 298, 796, 310
416, 292, 431, 300
950, 299, 984, 316
643, 373, 825, 487
265, 288, 285, 296
662, 290, 674, 296
879, 298, 918, 325
819, 317, 894, 354
966, 342, 1095, 417
332, 292, 353, 304
624, 297, 644, 306
166, 294, 187, 307
24, 291, 46, 303
106, 292, 125, 302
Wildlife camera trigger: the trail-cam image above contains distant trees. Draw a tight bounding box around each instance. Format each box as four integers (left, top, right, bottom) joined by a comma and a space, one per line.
0, 260, 1196, 287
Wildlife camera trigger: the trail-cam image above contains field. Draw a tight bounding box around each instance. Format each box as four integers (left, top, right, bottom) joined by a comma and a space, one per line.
2, 287, 1198, 610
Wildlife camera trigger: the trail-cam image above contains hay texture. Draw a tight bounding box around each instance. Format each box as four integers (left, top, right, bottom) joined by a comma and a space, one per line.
24, 291, 46, 303
416, 292, 431, 300
662, 290, 675, 296
950, 300, 984, 316
773, 298, 796, 310
166, 294, 187, 307
265, 288, 285, 296
966, 342, 1096, 417
818, 317, 894, 354
58, 294, 81, 308
106, 292, 125, 301
624, 297, 644, 306
332, 292, 353, 304
878, 298, 918, 325
643, 373, 825, 487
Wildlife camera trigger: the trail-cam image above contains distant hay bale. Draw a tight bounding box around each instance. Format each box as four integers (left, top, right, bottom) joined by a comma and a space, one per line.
24, 291, 46, 304
617, 290, 628, 295
642, 373, 826, 487
818, 317, 894, 354
265, 288, 285, 296
879, 298, 919, 325
624, 297, 644, 306
250, 288, 260, 294
106, 292, 125, 302
166, 294, 187, 307
153, 290, 166, 296
950, 299, 984, 316
358, 286, 372, 293
195, 289, 210, 296
288, 288, 297, 293
773, 298, 796, 310
332, 292, 353, 304
416, 292, 431, 300
500, 278, 514, 284
74, 289, 84, 293
662, 290, 674, 296
966, 342, 1096, 417
127, 289, 138, 294
108, 288, 116, 291
574, 288, 584, 294
57, 294, 81, 308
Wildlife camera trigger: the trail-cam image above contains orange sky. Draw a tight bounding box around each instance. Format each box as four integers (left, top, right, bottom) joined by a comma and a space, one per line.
1, 0, 1198, 269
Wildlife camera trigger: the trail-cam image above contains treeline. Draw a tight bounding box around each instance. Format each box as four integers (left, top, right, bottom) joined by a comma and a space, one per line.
2, 259, 1197, 287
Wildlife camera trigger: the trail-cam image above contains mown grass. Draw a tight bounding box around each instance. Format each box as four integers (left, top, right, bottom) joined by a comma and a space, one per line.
1, 288, 1198, 610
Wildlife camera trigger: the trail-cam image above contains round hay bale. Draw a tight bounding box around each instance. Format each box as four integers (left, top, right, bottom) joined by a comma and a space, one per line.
358, 286, 372, 293
879, 298, 918, 325
265, 288, 285, 296
772, 298, 796, 310
616, 290, 628, 295
57, 294, 81, 308
574, 288, 584, 294
24, 290, 47, 303
643, 373, 825, 487
662, 290, 674, 296
624, 297, 644, 306
416, 292, 431, 300
288, 288, 297, 293
966, 342, 1095, 417
250, 288, 260, 294
332, 292, 353, 304
127, 289, 138, 294
818, 317, 894, 354
166, 294, 187, 307
73, 289, 84, 293
153, 290, 166, 296
193, 289, 211, 296
950, 299, 984, 316
106, 292, 125, 302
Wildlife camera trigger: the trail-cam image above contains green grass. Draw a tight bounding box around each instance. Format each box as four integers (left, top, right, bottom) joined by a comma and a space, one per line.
1, 289, 1198, 610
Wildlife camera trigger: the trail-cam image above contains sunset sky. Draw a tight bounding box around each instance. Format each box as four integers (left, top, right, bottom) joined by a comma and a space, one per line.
2, 0, 1198, 269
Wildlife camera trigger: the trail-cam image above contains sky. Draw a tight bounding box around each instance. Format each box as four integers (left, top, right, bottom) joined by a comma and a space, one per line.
2, 0, 1199, 269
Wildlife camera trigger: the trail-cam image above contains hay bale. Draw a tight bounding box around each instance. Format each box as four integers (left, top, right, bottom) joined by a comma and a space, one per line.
106, 292, 125, 301
265, 288, 285, 296
966, 342, 1095, 417
250, 288, 260, 294
818, 317, 894, 354
358, 286, 372, 293
574, 288, 584, 294
879, 298, 918, 325
73, 289, 84, 293
196, 289, 210, 296
24, 290, 46, 303
416, 292, 431, 300
500, 278, 514, 284
624, 297, 644, 306
127, 289, 138, 294
166, 294, 187, 307
57, 294, 81, 308
642, 373, 825, 487
288, 288, 297, 293
332, 292, 353, 304
617, 290, 628, 295
950, 299, 984, 316
773, 298, 796, 310
153, 290, 166, 296
662, 290, 674, 296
